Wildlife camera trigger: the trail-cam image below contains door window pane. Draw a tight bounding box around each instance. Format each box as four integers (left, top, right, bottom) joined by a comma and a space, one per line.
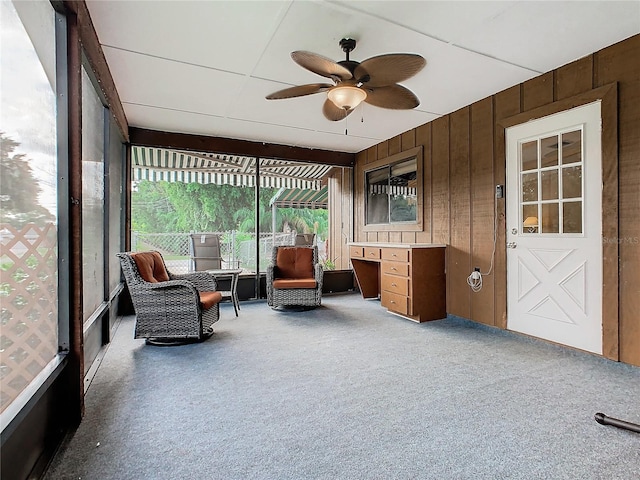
521, 172, 538, 202
541, 135, 559, 167
541, 170, 558, 200
562, 165, 582, 199
522, 204, 538, 234
521, 141, 537, 171
542, 203, 559, 233
562, 130, 582, 164
563, 201, 582, 234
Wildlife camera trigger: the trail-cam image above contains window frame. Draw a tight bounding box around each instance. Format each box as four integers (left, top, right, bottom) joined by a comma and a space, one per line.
363, 146, 423, 232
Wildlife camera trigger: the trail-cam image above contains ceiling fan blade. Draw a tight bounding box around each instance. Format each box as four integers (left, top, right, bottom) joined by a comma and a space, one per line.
364, 84, 420, 109
292, 51, 352, 81
322, 98, 352, 121
355, 54, 426, 87
266, 83, 333, 100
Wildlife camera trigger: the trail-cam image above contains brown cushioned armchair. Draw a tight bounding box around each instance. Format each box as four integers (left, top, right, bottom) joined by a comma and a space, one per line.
117, 251, 222, 344
267, 246, 323, 309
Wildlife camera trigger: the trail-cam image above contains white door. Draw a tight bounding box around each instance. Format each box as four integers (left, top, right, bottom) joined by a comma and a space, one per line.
506, 101, 602, 354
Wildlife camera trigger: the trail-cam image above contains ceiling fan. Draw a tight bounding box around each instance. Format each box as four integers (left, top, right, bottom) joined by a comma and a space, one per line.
266, 38, 426, 121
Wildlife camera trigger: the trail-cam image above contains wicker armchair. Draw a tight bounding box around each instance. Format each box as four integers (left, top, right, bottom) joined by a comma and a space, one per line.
267, 246, 323, 309
117, 251, 222, 344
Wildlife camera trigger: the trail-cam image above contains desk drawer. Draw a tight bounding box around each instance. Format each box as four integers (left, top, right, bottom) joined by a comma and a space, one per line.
381, 291, 409, 315
350, 246, 364, 258
381, 248, 409, 262
381, 261, 409, 277
364, 247, 381, 260
381, 274, 409, 296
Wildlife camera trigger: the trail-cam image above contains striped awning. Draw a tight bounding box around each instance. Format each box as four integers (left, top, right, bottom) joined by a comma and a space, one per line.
269, 186, 328, 209
132, 146, 333, 190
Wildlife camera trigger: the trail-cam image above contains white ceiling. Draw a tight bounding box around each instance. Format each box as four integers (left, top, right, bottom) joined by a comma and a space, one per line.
86, 1, 640, 154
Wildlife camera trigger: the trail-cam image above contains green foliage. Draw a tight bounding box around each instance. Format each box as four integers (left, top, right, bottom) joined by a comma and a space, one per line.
132, 180, 329, 238
321, 258, 335, 270
0, 132, 55, 227
232, 188, 277, 232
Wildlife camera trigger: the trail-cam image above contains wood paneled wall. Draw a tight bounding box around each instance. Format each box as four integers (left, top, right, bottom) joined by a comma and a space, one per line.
327, 167, 353, 270
353, 34, 640, 366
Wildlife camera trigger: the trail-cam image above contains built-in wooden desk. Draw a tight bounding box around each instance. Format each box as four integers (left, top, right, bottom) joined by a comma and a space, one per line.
349, 242, 446, 322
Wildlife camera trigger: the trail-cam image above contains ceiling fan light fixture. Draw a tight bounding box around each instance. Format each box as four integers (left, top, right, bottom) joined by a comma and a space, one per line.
328, 86, 367, 110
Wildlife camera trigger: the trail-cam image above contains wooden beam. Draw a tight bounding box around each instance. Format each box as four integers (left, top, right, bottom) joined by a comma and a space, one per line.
493, 85, 521, 329
129, 128, 355, 167
66, 8, 85, 422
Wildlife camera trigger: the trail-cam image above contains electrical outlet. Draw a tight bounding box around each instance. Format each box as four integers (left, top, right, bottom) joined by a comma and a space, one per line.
495, 185, 504, 198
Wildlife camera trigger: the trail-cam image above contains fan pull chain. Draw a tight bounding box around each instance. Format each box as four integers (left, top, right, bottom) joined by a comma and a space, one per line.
345, 112, 349, 135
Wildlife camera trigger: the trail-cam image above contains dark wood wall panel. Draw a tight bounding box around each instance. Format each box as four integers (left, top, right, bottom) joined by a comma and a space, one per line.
493, 86, 521, 328
415, 124, 432, 244
367, 146, 377, 164
431, 117, 451, 245
599, 85, 619, 360
447, 108, 471, 318
596, 35, 640, 366
365, 146, 379, 243
555, 56, 593, 100
388, 135, 401, 156
377, 140, 388, 160
470, 98, 496, 326
351, 34, 639, 366
402, 130, 416, 150
354, 151, 367, 242
522, 71, 554, 111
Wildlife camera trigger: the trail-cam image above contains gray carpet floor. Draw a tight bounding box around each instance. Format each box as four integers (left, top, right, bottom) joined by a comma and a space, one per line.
45, 293, 640, 480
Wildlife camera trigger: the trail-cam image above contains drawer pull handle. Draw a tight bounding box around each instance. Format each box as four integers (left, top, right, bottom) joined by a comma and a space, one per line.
391, 267, 397, 271
390, 300, 395, 304
392, 253, 397, 257
391, 283, 397, 287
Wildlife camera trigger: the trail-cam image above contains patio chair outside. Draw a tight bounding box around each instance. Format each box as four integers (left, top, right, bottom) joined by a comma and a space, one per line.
294, 233, 316, 246
190, 233, 222, 271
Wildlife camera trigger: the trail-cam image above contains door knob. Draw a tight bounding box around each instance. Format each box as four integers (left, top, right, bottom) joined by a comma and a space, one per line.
507, 242, 517, 249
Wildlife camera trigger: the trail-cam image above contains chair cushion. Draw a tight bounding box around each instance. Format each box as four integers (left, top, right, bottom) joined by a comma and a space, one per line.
273, 278, 317, 289
275, 247, 314, 279
131, 252, 170, 283
200, 291, 222, 309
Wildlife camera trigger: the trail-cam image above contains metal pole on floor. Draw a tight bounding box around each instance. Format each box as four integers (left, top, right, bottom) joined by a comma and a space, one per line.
595, 412, 640, 434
